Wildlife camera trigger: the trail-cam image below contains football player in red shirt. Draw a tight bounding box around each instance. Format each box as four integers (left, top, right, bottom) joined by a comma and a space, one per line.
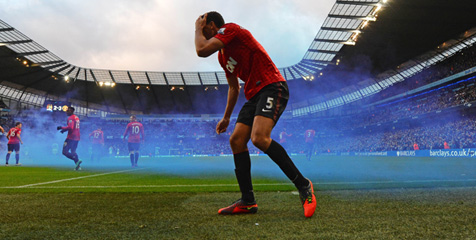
89, 126, 104, 162
123, 115, 144, 167
279, 128, 292, 149
57, 107, 82, 170
5, 122, 23, 166
195, 12, 316, 218
304, 129, 316, 161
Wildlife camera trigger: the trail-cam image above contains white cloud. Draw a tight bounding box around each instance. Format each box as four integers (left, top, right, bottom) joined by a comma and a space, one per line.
0, 0, 333, 72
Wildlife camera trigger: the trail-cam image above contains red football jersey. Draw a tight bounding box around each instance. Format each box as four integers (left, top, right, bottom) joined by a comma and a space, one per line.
279, 131, 290, 143
124, 121, 144, 143
214, 23, 285, 100
62, 114, 80, 141
7, 127, 21, 144
89, 129, 104, 144
305, 129, 315, 143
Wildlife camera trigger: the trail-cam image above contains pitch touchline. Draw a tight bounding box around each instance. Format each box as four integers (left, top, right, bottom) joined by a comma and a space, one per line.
4, 178, 476, 189
10, 168, 145, 188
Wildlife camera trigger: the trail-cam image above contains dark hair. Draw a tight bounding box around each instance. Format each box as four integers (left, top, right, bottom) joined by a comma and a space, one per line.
68, 106, 75, 112
206, 11, 225, 28
15, 122, 21, 126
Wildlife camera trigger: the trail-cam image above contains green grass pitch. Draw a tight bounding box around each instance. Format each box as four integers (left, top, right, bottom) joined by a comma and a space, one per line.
1, 155, 476, 239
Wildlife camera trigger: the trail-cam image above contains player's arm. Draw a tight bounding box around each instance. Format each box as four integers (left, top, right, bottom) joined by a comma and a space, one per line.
60, 120, 73, 131
17, 132, 23, 144
216, 75, 240, 134
195, 14, 225, 57
0, 126, 4, 134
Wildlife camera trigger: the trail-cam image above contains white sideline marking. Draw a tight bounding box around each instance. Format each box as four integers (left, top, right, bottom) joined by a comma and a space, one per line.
8, 168, 144, 188
2, 178, 476, 189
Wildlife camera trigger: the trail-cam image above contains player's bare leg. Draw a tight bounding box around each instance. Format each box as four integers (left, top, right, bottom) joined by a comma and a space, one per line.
219, 123, 257, 214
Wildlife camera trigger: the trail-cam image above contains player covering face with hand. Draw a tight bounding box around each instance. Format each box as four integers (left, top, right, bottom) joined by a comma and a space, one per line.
195, 11, 316, 218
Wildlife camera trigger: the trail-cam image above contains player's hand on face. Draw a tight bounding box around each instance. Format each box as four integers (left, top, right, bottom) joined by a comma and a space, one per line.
216, 118, 230, 134
195, 13, 207, 31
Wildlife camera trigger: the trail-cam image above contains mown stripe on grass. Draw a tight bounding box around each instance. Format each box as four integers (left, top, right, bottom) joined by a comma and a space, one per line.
2, 178, 476, 189
5, 168, 145, 188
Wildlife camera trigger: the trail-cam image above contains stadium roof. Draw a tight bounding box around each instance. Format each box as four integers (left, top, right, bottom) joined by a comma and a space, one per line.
1, 0, 476, 116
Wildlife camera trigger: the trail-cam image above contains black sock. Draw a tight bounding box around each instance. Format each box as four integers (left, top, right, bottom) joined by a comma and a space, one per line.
130, 153, 134, 165
15, 153, 19, 164
6, 153, 10, 164
265, 140, 308, 189
233, 151, 254, 203
134, 152, 139, 165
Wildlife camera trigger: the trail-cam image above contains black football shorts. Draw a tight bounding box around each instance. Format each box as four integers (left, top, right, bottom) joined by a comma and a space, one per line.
63, 139, 79, 153
237, 81, 289, 127
7, 143, 20, 152
128, 142, 141, 152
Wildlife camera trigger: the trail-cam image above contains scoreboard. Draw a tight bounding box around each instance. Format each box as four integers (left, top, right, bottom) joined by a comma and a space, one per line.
44, 100, 71, 112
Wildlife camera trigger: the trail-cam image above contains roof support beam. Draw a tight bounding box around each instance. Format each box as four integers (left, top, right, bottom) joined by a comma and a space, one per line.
336, 1, 381, 6
90, 69, 110, 113
180, 72, 195, 113
32, 60, 63, 66
328, 15, 376, 21
0, 40, 32, 45
145, 72, 161, 111
127, 71, 146, 114
109, 70, 128, 114
17, 50, 49, 56
307, 49, 340, 54
0, 28, 14, 32
321, 27, 362, 33
313, 38, 350, 44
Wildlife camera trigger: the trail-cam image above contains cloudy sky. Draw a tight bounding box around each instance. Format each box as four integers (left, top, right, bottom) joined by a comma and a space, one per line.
1, 0, 334, 72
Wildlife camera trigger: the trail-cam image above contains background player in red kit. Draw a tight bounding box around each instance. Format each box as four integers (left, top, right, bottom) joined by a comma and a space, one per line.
89, 126, 104, 162
5, 122, 23, 166
304, 128, 316, 161
195, 11, 316, 218
57, 107, 82, 171
279, 128, 292, 149
123, 115, 144, 167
